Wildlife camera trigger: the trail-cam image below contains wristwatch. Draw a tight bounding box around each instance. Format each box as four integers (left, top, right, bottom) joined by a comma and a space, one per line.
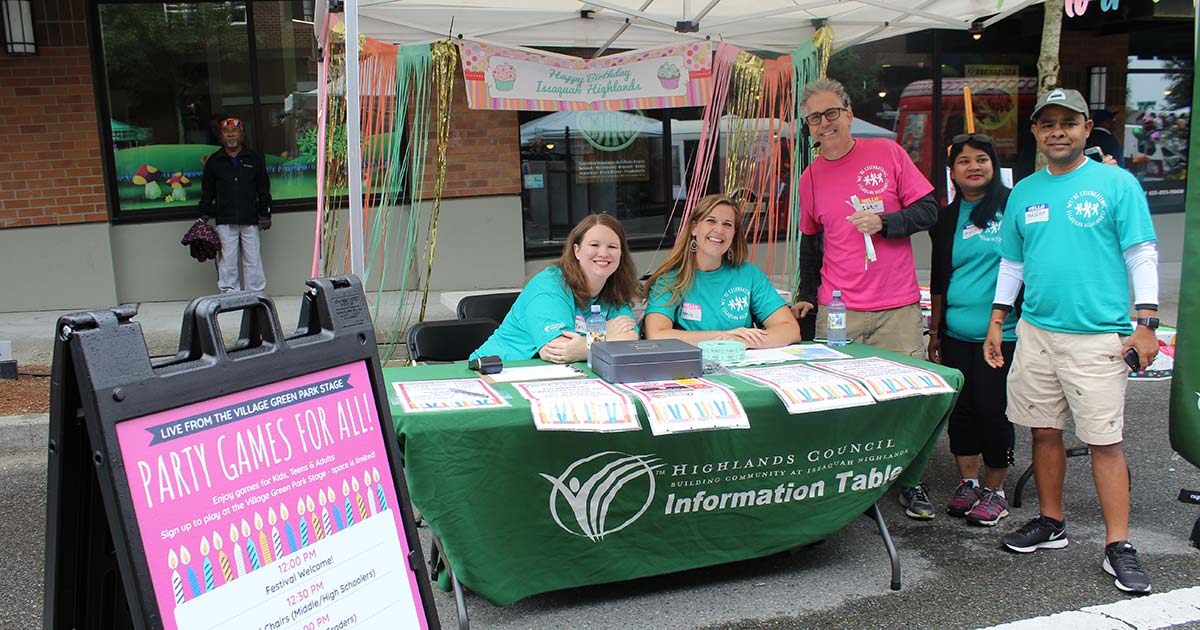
1136, 317, 1160, 330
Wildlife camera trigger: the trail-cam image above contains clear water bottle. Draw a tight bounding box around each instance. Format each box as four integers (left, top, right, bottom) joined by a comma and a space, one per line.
827, 290, 847, 347
586, 304, 606, 367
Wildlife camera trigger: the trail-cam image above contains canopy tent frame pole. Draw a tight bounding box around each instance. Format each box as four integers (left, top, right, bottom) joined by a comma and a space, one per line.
347, 0, 366, 278
592, 0, 655, 58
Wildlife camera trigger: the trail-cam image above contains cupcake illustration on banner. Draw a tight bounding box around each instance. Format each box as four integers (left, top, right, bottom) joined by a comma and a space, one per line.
493, 62, 516, 92
657, 62, 682, 89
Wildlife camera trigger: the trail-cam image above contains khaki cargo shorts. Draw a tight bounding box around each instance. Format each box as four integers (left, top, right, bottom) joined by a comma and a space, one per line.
1007, 318, 1128, 446
816, 302, 925, 358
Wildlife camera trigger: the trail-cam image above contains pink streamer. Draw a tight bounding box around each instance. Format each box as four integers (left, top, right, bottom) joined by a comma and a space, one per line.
679, 43, 741, 239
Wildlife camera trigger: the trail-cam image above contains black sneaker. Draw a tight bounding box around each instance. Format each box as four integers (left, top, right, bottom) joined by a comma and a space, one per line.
898, 483, 935, 520
1001, 515, 1069, 553
1104, 541, 1152, 594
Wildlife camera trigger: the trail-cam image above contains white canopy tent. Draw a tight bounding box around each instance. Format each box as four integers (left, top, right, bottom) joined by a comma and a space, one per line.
317, 0, 1047, 275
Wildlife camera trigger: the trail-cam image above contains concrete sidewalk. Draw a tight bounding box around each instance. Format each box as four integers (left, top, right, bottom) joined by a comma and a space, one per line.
0, 263, 1184, 453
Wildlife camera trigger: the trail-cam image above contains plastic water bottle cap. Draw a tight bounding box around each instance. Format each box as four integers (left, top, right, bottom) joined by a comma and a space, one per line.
832, 290, 842, 298
591, 304, 601, 313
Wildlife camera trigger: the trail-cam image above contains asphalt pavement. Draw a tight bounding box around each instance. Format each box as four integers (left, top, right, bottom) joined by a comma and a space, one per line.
4, 379, 1199, 629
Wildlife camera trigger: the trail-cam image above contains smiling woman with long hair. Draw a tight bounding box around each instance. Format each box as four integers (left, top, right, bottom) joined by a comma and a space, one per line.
642, 194, 800, 348
471, 214, 639, 364
928, 134, 1018, 527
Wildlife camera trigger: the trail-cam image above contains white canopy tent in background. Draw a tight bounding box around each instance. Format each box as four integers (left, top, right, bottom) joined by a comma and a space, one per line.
315, 0, 1047, 275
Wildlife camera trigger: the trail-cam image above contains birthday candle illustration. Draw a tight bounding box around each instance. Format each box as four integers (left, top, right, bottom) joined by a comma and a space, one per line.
353, 476, 367, 521
269, 508, 283, 560
364, 471, 377, 516
281, 503, 297, 553
297, 497, 310, 547
255, 512, 273, 565
200, 536, 215, 592
229, 523, 247, 578
214, 531, 232, 584
242, 519, 261, 571
169, 549, 185, 604
319, 490, 333, 537
182, 546, 201, 598
343, 480, 355, 527
309, 495, 324, 540
329, 486, 345, 531
373, 467, 389, 512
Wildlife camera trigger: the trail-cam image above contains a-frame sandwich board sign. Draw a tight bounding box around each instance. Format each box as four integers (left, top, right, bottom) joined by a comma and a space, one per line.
45, 276, 439, 630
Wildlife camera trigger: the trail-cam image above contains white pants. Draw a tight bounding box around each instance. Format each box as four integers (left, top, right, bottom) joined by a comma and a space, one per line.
215, 224, 266, 293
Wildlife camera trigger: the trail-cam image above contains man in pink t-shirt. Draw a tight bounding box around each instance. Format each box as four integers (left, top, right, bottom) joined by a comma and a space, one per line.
791, 79, 939, 521
792, 78, 936, 358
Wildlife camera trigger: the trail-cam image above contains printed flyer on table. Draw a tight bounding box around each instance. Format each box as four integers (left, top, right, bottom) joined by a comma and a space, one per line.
115, 361, 430, 630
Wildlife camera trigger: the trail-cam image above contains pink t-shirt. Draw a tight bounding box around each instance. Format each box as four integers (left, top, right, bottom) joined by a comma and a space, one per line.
799, 138, 933, 310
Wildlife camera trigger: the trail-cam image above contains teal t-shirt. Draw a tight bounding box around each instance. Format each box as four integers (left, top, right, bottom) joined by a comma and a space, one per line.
645, 262, 787, 331
945, 199, 1017, 343
997, 160, 1156, 335
470, 265, 637, 361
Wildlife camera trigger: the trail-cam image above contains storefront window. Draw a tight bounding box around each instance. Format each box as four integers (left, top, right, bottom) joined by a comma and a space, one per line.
519, 108, 678, 253
96, 1, 318, 218
1125, 55, 1191, 213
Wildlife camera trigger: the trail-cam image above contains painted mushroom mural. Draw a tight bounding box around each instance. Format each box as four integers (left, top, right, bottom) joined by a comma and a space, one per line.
165, 172, 192, 202
132, 164, 166, 200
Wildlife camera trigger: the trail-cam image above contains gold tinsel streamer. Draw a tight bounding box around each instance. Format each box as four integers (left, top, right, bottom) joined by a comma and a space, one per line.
416, 40, 458, 322
722, 50, 764, 196
813, 25, 834, 79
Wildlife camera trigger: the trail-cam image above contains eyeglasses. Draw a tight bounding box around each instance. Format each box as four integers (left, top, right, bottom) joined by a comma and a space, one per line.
803, 107, 848, 126
220, 117, 244, 129
951, 133, 993, 145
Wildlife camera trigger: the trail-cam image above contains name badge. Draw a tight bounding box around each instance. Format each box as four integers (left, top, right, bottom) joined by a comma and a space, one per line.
961, 224, 983, 240
574, 314, 587, 333
681, 302, 703, 321
1025, 204, 1050, 224
860, 197, 885, 214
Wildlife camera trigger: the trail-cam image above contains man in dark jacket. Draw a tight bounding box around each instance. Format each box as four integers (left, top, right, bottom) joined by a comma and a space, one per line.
199, 117, 272, 292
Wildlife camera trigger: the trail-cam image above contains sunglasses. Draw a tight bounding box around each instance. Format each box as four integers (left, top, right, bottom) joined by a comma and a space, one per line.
951, 133, 993, 145
221, 118, 244, 129
803, 107, 848, 126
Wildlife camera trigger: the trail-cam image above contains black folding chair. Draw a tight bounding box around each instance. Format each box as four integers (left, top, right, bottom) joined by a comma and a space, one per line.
405, 318, 498, 364
456, 292, 520, 322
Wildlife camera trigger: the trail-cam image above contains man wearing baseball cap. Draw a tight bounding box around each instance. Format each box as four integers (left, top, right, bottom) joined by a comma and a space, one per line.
199, 117, 273, 292
982, 88, 1159, 594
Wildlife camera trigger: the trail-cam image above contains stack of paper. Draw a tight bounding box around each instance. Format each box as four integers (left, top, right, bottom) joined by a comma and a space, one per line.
514, 379, 640, 432
619, 378, 749, 435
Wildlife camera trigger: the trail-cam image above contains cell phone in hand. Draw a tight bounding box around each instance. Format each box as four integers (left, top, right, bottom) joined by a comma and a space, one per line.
1124, 347, 1141, 371
1084, 146, 1104, 162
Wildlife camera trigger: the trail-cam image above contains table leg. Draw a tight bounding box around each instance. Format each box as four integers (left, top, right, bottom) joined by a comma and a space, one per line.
430, 533, 471, 630
864, 502, 901, 591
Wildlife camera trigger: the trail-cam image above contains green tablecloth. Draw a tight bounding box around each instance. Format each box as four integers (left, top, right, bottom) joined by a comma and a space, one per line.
384, 344, 962, 606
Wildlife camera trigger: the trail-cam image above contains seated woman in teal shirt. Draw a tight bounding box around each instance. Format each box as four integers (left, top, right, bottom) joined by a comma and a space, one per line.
471, 214, 639, 363
643, 194, 801, 348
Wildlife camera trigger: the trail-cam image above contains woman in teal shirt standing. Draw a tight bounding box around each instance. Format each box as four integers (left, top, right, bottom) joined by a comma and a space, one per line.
928, 134, 1019, 527
471, 214, 639, 363
643, 194, 800, 348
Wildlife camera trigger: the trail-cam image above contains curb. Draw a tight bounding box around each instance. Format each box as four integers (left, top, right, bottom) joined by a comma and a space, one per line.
0, 414, 47, 454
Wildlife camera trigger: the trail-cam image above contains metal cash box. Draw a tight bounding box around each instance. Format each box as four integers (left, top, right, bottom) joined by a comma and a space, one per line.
590, 339, 702, 384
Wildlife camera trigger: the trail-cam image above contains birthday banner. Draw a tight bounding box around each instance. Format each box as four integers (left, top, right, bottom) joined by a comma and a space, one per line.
457, 40, 713, 111
115, 361, 430, 630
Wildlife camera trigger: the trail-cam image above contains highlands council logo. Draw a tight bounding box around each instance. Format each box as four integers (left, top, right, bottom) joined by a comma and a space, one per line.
540, 451, 663, 541
1066, 190, 1108, 228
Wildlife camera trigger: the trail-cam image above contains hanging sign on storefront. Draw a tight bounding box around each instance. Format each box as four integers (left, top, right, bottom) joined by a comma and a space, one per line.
457, 40, 713, 111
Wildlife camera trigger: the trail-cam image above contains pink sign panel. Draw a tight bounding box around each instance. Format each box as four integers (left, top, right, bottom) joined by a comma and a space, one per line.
115, 361, 429, 630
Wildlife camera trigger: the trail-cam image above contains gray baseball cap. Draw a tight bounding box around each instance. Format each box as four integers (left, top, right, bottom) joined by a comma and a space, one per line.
1030, 88, 1090, 121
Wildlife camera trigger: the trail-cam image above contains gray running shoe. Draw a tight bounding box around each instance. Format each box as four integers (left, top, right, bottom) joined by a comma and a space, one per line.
898, 483, 935, 520
1002, 515, 1068, 553
1104, 541, 1151, 594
